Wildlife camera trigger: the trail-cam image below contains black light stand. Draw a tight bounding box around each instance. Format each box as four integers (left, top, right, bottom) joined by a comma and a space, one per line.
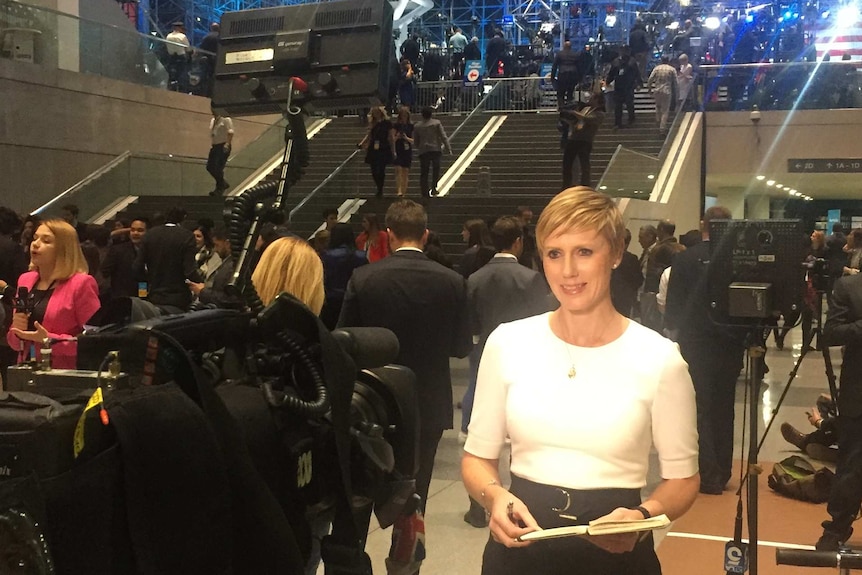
726, 326, 766, 575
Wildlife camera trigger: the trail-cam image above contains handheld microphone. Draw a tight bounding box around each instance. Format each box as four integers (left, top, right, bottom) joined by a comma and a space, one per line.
15, 286, 29, 313
332, 328, 399, 369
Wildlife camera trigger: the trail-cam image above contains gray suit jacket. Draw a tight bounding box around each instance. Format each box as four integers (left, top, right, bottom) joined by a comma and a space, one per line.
467, 255, 557, 348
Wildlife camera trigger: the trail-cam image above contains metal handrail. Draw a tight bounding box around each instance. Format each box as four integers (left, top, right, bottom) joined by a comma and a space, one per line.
32, 150, 132, 215
449, 80, 500, 140
288, 82, 501, 222
657, 78, 696, 162
595, 144, 623, 192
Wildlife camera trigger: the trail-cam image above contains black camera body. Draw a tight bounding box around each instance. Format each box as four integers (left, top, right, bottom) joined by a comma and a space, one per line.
805, 257, 829, 293
73, 296, 418, 573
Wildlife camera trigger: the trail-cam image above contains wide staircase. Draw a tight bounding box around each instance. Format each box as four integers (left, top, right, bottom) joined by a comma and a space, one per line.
116, 114, 485, 240
113, 92, 669, 272
397, 110, 667, 269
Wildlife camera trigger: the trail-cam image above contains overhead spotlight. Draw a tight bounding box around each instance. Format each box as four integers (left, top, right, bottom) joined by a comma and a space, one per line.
704, 16, 721, 29
756, 175, 765, 180
821, 10, 831, 18
647, 174, 655, 179
766, 180, 776, 186
599, 185, 608, 190
837, 4, 860, 27
667, 21, 680, 30
605, 14, 617, 27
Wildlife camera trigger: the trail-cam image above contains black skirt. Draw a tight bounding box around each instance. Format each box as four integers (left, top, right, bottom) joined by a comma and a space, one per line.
481, 475, 662, 575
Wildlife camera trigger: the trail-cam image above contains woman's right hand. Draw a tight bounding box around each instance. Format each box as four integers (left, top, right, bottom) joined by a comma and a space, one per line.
11, 312, 28, 333
488, 493, 539, 548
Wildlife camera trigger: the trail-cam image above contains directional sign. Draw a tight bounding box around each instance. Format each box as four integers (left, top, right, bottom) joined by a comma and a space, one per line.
788, 159, 862, 173
464, 60, 483, 88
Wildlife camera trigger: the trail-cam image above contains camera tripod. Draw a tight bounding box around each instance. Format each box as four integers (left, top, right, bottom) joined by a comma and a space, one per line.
726, 291, 840, 575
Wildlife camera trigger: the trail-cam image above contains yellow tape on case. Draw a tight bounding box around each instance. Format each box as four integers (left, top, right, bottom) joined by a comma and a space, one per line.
73, 387, 104, 458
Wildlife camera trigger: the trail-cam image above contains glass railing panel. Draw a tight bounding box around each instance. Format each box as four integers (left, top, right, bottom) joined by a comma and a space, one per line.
228, 117, 290, 170
126, 155, 256, 197
698, 61, 862, 111
596, 146, 661, 200
0, 0, 212, 91
33, 155, 132, 221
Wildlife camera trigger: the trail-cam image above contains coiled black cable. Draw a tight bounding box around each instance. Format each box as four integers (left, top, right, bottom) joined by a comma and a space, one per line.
260, 329, 330, 417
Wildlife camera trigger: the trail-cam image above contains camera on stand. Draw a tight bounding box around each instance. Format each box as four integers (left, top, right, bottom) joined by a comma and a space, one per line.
0, 2, 417, 572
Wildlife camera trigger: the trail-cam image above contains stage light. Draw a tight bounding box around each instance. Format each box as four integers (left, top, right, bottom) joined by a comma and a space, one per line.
822, 10, 831, 18
667, 21, 680, 30
605, 14, 617, 27
837, 4, 860, 27
704, 16, 721, 29
745, 14, 755, 22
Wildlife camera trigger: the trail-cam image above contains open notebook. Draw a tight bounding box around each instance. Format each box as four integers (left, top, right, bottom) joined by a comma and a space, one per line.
517, 514, 670, 542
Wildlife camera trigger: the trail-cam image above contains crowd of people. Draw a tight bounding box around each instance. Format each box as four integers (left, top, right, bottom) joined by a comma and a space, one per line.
5, 187, 862, 570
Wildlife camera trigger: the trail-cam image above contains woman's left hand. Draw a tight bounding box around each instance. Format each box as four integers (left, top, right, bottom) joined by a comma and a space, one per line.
10, 320, 49, 343
585, 507, 643, 554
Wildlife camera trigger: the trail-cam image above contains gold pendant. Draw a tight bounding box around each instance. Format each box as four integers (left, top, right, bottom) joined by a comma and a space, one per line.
567, 366, 576, 379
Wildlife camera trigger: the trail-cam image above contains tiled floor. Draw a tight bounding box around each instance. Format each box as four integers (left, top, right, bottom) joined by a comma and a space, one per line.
323, 321, 843, 574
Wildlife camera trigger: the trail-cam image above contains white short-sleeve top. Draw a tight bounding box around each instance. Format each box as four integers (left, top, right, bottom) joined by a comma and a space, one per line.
464, 312, 699, 490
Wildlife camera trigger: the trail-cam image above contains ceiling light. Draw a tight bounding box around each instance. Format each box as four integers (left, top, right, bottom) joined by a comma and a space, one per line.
766, 180, 775, 186
756, 175, 765, 180
599, 185, 607, 190
704, 16, 721, 29
647, 174, 655, 180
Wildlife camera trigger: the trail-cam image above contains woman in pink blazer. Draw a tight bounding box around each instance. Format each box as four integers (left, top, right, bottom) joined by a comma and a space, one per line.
8, 219, 100, 369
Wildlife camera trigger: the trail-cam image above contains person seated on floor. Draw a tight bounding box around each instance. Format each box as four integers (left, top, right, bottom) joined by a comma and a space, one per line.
781, 394, 838, 463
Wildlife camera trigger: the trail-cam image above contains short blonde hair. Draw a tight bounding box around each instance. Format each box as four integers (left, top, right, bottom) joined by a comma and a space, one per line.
535, 187, 625, 258
30, 219, 89, 280
251, 236, 325, 315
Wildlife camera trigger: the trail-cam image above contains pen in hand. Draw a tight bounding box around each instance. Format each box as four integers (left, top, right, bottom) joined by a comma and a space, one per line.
507, 499, 526, 528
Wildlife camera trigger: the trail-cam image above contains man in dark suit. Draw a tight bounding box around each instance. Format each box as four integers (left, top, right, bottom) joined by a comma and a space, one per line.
461, 215, 555, 526
826, 223, 848, 308
338, 199, 472, 521
187, 226, 240, 309
610, 228, 643, 318
665, 206, 745, 495
134, 206, 201, 312
101, 217, 147, 300
818, 271, 862, 549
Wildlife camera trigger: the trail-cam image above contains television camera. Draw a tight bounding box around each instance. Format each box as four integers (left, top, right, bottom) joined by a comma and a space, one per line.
0, 1, 420, 573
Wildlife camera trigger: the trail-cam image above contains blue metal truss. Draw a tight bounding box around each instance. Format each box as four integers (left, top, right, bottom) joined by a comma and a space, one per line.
147, 0, 646, 53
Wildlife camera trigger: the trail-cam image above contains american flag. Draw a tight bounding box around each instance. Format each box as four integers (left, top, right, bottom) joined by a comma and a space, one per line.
813, 25, 862, 60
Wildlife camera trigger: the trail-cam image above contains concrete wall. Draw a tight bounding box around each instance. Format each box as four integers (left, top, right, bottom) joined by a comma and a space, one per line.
705, 109, 862, 178
0, 58, 279, 214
